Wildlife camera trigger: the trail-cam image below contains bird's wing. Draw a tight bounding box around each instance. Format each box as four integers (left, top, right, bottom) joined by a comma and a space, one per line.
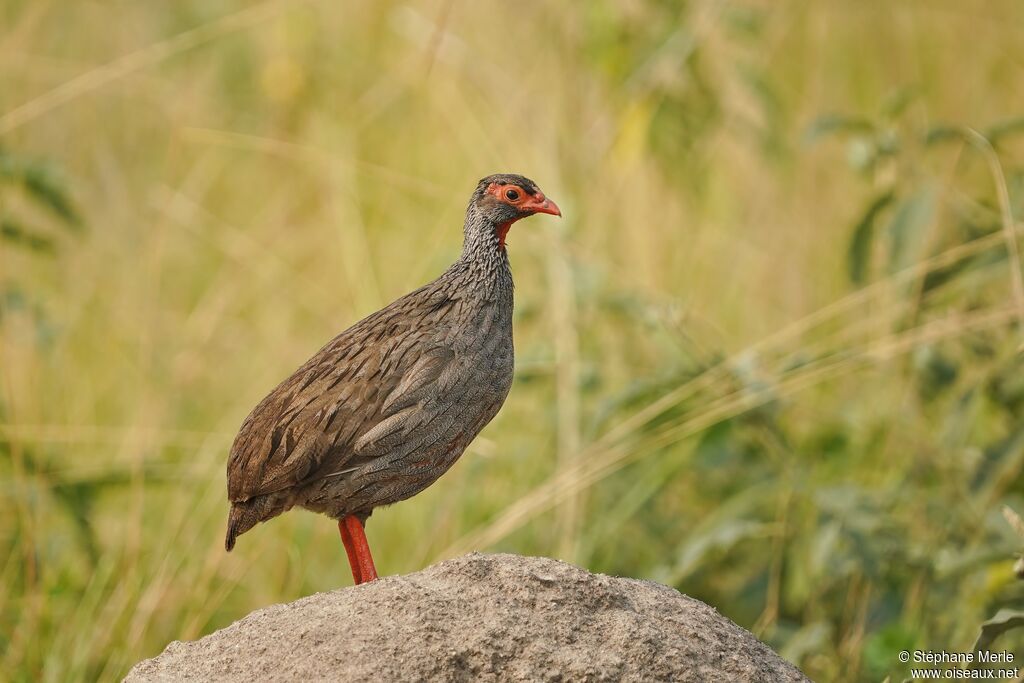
226, 293, 458, 503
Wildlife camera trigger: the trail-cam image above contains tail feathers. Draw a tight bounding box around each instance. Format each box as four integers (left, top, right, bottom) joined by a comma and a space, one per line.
225, 501, 261, 551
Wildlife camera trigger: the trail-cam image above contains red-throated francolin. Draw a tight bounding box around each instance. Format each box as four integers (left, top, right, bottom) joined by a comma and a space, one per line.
225, 174, 560, 584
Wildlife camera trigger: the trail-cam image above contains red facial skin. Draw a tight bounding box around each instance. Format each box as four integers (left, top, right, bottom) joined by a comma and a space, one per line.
485, 182, 561, 247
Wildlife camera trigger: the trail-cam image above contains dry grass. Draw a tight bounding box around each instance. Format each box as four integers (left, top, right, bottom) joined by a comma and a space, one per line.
2, 1, 1024, 680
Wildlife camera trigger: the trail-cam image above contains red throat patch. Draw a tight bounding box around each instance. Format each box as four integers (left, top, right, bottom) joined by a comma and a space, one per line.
497, 219, 514, 248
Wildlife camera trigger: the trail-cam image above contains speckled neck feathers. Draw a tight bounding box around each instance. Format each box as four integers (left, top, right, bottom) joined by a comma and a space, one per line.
455, 201, 514, 298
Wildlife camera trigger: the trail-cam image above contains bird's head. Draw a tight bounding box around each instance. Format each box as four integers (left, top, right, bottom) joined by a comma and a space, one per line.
468, 173, 561, 248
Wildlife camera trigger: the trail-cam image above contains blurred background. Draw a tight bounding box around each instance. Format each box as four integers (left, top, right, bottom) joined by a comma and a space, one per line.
3, 1, 1024, 680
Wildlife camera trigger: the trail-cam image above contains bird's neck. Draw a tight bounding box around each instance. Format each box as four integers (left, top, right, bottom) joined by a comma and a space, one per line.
458, 206, 513, 293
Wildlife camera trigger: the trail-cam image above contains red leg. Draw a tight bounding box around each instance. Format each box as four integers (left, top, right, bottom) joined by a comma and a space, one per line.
338, 518, 363, 584
338, 515, 378, 584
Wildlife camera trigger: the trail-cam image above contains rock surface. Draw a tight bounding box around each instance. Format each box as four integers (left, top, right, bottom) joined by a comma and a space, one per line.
124, 553, 808, 682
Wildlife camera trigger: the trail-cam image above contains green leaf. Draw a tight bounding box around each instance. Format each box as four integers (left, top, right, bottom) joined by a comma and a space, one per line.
863, 622, 918, 680
925, 125, 966, 146
972, 609, 1024, 654
887, 188, 936, 274
0, 148, 82, 229
1, 219, 57, 253
673, 519, 770, 580
669, 484, 776, 582
848, 191, 896, 285
912, 346, 959, 399
881, 86, 917, 118
970, 425, 1024, 494
803, 114, 875, 145
21, 165, 81, 229
986, 117, 1024, 145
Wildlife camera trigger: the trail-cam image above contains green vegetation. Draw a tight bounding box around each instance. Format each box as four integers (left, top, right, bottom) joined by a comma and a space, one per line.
3, 1, 1024, 680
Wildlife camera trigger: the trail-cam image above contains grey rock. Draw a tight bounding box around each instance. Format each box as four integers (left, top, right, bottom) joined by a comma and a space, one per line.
124, 553, 809, 682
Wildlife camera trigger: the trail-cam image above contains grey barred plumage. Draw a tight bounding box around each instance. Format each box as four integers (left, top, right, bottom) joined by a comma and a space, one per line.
224, 174, 560, 582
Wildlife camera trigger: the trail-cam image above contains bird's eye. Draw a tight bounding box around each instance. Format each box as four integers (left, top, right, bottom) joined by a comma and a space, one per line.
505, 188, 520, 202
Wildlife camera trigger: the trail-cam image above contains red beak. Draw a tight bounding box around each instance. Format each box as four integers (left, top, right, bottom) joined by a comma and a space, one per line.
526, 193, 561, 217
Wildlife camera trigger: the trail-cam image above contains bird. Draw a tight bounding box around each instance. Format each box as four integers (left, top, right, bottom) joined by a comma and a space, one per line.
224, 173, 560, 585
